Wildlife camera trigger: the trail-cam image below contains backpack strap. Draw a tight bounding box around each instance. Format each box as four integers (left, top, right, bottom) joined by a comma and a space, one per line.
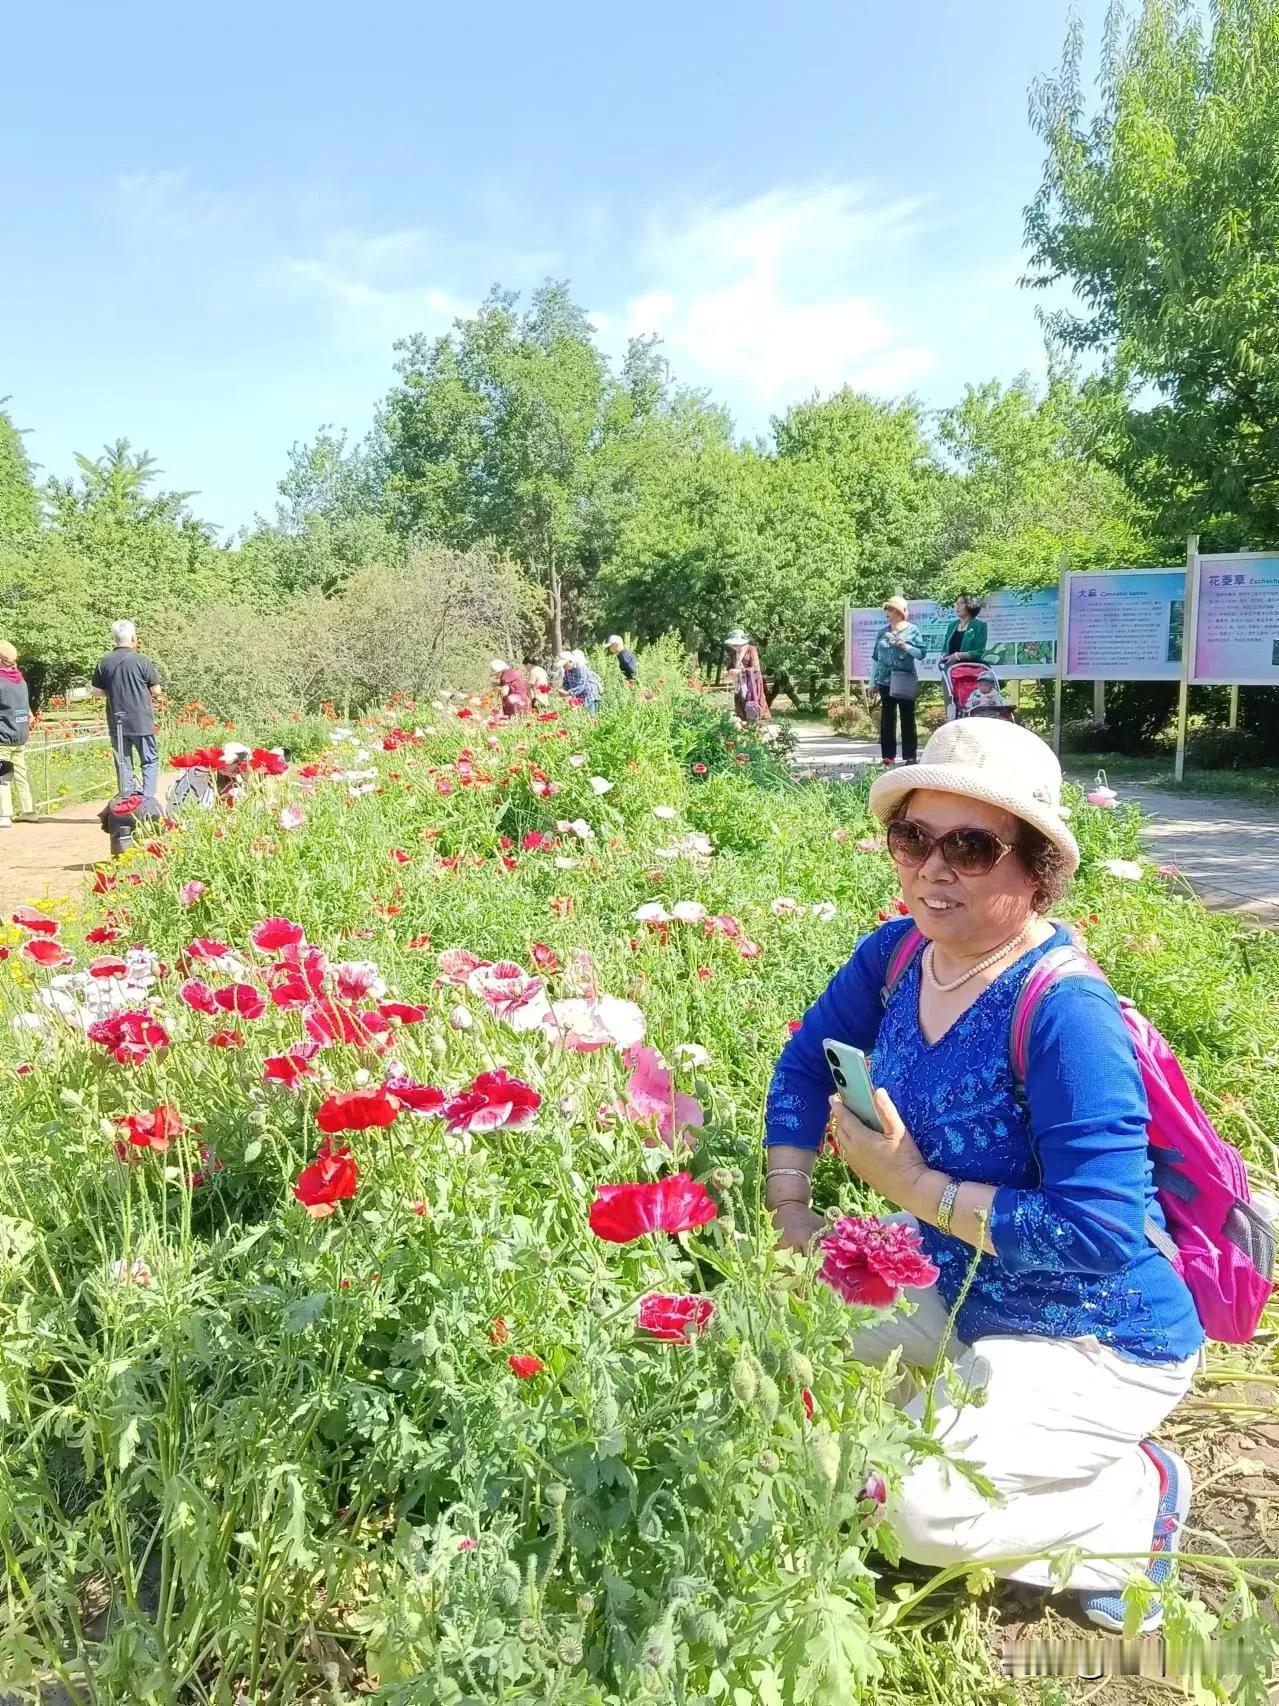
1009, 943, 1107, 1082
881, 925, 926, 1008
1009, 943, 1178, 1263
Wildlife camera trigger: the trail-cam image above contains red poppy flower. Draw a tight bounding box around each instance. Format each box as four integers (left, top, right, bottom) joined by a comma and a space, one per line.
91, 871, 118, 895
507, 1354, 544, 1379
89, 956, 129, 978
115, 1105, 186, 1153
407, 933, 432, 949
11, 906, 58, 936
293, 1139, 358, 1217
171, 745, 226, 770
85, 925, 120, 945
818, 1216, 940, 1309
87, 1008, 169, 1066
249, 748, 288, 776
316, 1086, 400, 1134
208, 1029, 245, 1049
250, 916, 305, 953
488, 1316, 509, 1345
636, 1292, 715, 1343
303, 998, 377, 1048
22, 939, 72, 967
521, 831, 550, 852
263, 1050, 315, 1088
442, 1070, 541, 1133
185, 937, 231, 962
179, 978, 219, 1015
588, 1173, 718, 1244
377, 1000, 428, 1025
801, 1387, 816, 1420
211, 982, 267, 1020
530, 943, 561, 974
383, 1075, 445, 1115
389, 848, 412, 864
692, 762, 708, 776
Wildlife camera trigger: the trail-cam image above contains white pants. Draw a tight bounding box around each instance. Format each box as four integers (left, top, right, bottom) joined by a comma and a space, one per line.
854, 1220, 1198, 1593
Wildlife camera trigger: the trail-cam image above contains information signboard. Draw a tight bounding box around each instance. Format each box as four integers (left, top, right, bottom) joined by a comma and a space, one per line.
1191, 555, 1279, 686
1064, 569, 1186, 682
847, 589, 1059, 681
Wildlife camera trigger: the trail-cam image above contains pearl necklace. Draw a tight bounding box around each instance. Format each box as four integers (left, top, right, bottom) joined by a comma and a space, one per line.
924, 925, 1030, 993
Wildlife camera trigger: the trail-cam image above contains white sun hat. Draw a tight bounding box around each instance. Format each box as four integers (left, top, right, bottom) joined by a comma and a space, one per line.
606, 634, 624, 647
490, 659, 509, 673
868, 718, 1079, 874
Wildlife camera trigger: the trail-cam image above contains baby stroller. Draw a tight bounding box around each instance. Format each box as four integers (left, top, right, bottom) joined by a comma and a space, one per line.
939, 659, 1016, 723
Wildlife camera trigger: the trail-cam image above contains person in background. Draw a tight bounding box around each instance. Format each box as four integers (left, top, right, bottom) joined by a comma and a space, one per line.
764, 719, 1200, 1634
732, 642, 771, 724
0, 639, 33, 827
91, 620, 163, 800
559, 649, 603, 715
525, 657, 552, 711
941, 595, 988, 666
606, 635, 639, 683
489, 658, 530, 718
871, 596, 925, 765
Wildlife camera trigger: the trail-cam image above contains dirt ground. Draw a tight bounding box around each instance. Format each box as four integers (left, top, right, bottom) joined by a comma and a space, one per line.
0, 779, 176, 918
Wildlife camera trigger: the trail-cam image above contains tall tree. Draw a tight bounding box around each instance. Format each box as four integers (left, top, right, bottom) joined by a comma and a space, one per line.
935, 375, 1155, 589
1026, 0, 1279, 542
380, 282, 609, 652
0, 400, 40, 537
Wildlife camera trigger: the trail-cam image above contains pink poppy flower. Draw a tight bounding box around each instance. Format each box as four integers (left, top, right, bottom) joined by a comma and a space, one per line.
179, 978, 219, 1015
279, 802, 306, 831
466, 960, 546, 1023
383, 1074, 446, 1115
636, 1292, 715, 1343
88, 956, 129, 979
185, 937, 232, 962
442, 1069, 541, 1133
178, 881, 207, 908
303, 998, 379, 1049
818, 1216, 939, 1309
436, 947, 490, 986
11, 906, 58, 936
542, 996, 645, 1052
21, 939, 71, 968
87, 1008, 169, 1066
617, 1046, 704, 1146
1087, 786, 1119, 809
334, 961, 383, 1002
250, 917, 305, 954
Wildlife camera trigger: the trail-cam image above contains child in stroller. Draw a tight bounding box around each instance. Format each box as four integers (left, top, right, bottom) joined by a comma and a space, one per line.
939, 659, 1016, 722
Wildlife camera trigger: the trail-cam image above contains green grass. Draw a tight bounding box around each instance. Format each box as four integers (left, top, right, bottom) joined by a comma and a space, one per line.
0, 663, 1276, 1702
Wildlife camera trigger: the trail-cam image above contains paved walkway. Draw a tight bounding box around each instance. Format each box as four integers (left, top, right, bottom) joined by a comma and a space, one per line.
0, 776, 176, 920
787, 721, 1279, 929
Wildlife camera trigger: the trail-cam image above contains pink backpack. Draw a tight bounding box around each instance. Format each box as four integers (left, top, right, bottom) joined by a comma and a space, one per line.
883, 929, 1275, 1343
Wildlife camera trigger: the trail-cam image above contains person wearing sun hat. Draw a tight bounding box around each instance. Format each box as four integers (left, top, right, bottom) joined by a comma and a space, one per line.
489, 658, 530, 718
871, 595, 926, 764
763, 717, 1200, 1633
606, 634, 639, 683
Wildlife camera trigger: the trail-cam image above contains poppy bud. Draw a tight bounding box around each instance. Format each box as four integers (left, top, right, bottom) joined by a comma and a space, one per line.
710, 1166, 734, 1190
808, 1428, 841, 1488
757, 1450, 779, 1473
518, 1619, 540, 1644
576, 1593, 596, 1616
545, 1483, 567, 1507
755, 1373, 780, 1422
558, 1638, 583, 1665
787, 1351, 815, 1387
729, 1355, 758, 1406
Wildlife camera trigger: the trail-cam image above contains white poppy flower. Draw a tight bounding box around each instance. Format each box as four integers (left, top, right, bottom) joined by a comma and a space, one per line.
589, 776, 613, 795
671, 900, 707, 925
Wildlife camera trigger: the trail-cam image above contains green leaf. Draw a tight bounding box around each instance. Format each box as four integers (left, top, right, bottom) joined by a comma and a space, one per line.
282, 1292, 329, 1333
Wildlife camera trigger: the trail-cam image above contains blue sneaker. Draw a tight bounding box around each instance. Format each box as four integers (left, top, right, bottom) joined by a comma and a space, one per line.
1080, 1440, 1190, 1633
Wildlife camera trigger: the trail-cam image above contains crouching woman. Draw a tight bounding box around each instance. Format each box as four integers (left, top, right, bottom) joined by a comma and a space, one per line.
763, 719, 1202, 1632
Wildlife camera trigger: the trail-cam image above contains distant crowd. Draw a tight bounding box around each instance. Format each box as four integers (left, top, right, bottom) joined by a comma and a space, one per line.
489, 636, 638, 719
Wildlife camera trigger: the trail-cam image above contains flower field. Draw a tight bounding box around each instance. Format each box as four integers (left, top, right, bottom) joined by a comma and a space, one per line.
1, 661, 1278, 1704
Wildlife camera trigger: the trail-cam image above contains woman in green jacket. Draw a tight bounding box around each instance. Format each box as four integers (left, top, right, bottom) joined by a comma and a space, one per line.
941, 594, 988, 664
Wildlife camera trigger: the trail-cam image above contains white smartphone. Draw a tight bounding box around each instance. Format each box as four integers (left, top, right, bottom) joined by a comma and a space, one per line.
822, 1039, 884, 1133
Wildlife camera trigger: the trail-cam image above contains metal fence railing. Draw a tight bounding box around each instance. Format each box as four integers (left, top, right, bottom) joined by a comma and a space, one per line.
27, 723, 117, 816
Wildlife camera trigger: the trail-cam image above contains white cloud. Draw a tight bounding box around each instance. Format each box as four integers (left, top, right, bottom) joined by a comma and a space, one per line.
618, 185, 938, 411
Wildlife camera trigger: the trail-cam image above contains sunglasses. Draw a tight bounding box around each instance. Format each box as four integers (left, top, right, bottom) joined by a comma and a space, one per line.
886, 817, 1013, 877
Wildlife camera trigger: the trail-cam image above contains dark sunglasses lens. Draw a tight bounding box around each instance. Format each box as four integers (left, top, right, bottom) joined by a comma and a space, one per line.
942, 828, 1002, 875
887, 821, 932, 864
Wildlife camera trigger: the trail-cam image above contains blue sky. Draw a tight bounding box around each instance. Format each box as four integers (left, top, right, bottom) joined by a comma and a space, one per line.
2, 0, 1110, 534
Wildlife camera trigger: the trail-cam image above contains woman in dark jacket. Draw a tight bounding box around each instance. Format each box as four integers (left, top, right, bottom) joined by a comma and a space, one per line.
0, 640, 33, 826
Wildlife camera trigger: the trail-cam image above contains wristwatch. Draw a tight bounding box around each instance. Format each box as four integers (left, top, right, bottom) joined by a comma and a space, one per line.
936, 1177, 961, 1237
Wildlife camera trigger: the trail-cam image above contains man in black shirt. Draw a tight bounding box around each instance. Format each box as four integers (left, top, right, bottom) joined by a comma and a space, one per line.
606, 635, 639, 683
92, 620, 164, 800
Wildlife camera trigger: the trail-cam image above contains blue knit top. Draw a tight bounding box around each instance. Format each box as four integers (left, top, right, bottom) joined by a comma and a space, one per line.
765, 919, 1203, 1365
